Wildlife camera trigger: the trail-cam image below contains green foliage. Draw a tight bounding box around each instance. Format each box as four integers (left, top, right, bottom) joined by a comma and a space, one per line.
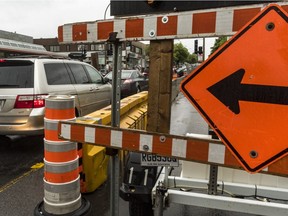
145, 42, 195, 65
174, 42, 190, 65
210, 36, 227, 55
144, 44, 150, 56
187, 53, 197, 64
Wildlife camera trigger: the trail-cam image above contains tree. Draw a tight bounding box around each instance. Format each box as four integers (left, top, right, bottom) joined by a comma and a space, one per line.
145, 42, 194, 65
210, 36, 227, 55
173, 42, 190, 65
187, 53, 198, 64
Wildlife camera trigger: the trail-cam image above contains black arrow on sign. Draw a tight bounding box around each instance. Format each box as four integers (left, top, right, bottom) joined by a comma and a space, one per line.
207, 68, 288, 114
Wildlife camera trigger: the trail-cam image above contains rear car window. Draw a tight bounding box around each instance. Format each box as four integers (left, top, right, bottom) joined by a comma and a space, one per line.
0, 60, 34, 88
44, 63, 72, 85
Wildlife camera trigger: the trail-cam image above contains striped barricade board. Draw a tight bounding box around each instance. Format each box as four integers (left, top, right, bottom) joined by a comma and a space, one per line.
58, 2, 288, 43
58, 121, 288, 176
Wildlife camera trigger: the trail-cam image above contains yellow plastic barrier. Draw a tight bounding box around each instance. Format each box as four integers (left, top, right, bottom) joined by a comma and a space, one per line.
76, 91, 148, 193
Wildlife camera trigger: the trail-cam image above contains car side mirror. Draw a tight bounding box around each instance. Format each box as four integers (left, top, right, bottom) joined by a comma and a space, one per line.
143, 73, 148, 79
103, 77, 110, 84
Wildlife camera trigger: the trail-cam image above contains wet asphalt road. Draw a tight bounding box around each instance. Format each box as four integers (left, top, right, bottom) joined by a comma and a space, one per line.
0, 93, 257, 216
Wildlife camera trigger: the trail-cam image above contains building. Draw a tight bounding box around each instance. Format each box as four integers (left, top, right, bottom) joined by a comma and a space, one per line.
34, 38, 149, 72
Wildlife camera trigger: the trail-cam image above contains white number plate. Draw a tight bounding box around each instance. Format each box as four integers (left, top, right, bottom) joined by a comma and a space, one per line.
141, 153, 179, 167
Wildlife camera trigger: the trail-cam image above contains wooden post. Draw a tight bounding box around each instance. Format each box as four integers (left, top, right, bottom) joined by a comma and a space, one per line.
147, 39, 173, 133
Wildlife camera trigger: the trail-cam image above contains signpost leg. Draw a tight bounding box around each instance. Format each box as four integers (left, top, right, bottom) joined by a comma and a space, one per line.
107, 32, 122, 216
208, 165, 219, 195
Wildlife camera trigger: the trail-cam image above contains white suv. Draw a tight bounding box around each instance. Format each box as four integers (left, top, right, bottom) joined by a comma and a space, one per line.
0, 57, 112, 135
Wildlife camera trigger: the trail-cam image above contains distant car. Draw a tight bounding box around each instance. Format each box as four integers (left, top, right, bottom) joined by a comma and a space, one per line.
100, 68, 108, 76
105, 69, 148, 98
0, 57, 112, 135
176, 68, 184, 77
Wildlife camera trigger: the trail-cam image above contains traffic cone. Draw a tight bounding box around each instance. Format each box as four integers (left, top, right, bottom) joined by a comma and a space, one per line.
34, 95, 91, 215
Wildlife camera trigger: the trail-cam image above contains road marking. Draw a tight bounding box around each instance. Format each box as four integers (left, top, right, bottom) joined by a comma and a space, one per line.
0, 162, 44, 193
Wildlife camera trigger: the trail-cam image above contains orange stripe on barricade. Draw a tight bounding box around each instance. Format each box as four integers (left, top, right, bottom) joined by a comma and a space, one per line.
95, 127, 111, 146
45, 108, 75, 120
232, 8, 261, 32
122, 131, 140, 151
153, 135, 172, 156
71, 125, 85, 142
192, 12, 216, 34
186, 140, 209, 162
126, 19, 144, 38
58, 122, 288, 177
157, 15, 178, 36
58, 3, 288, 43
224, 149, 241, 168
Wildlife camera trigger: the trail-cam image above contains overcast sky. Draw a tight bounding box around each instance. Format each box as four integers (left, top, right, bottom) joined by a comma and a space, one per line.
1, 0, 112, 38
0, 0, 216, 58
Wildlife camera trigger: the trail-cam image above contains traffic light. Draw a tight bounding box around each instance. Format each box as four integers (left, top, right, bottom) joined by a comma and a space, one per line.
194, 40, 198, 54
107, 44, 113, 56
198, 46, 203, 54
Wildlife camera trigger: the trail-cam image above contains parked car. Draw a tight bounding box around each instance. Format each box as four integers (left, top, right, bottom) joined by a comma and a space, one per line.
99, 68, 108, 76
0, 57, 112, 135
105, 69, 148, 98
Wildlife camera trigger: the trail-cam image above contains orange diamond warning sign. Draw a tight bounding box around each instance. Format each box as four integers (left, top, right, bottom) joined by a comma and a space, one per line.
181, 4, 288, 173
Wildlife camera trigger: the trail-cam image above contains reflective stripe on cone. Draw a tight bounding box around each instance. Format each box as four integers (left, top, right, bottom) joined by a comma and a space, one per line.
45, 95, 75, 120
44, 157, 79, 183
44, 139, 78, 163
44, 176, 80, 204
44, 194, 82, 215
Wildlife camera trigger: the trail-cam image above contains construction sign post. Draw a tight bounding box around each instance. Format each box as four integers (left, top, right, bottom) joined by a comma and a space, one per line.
181, 4, 288, 173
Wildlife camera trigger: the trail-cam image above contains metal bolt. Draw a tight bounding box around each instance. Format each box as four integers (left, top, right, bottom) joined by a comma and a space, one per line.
160, 136, 166, 142
143, 145, 149, 151
162, 16, 168, 24
249, 150, 258, 158
266, 22, 275, 31
149, 30, 155, 38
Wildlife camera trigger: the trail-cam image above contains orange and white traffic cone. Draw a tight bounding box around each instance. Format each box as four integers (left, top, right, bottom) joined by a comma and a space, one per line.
34, 95, 91, 215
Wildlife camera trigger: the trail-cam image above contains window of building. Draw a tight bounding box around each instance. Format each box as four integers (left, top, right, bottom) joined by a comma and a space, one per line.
78, 44, 89, 51
91, 44, 105, 51
50, 45, 60, 52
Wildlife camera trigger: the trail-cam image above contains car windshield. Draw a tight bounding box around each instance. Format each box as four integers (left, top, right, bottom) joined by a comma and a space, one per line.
0, 60, 34, 88
106, 70, 133, 80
